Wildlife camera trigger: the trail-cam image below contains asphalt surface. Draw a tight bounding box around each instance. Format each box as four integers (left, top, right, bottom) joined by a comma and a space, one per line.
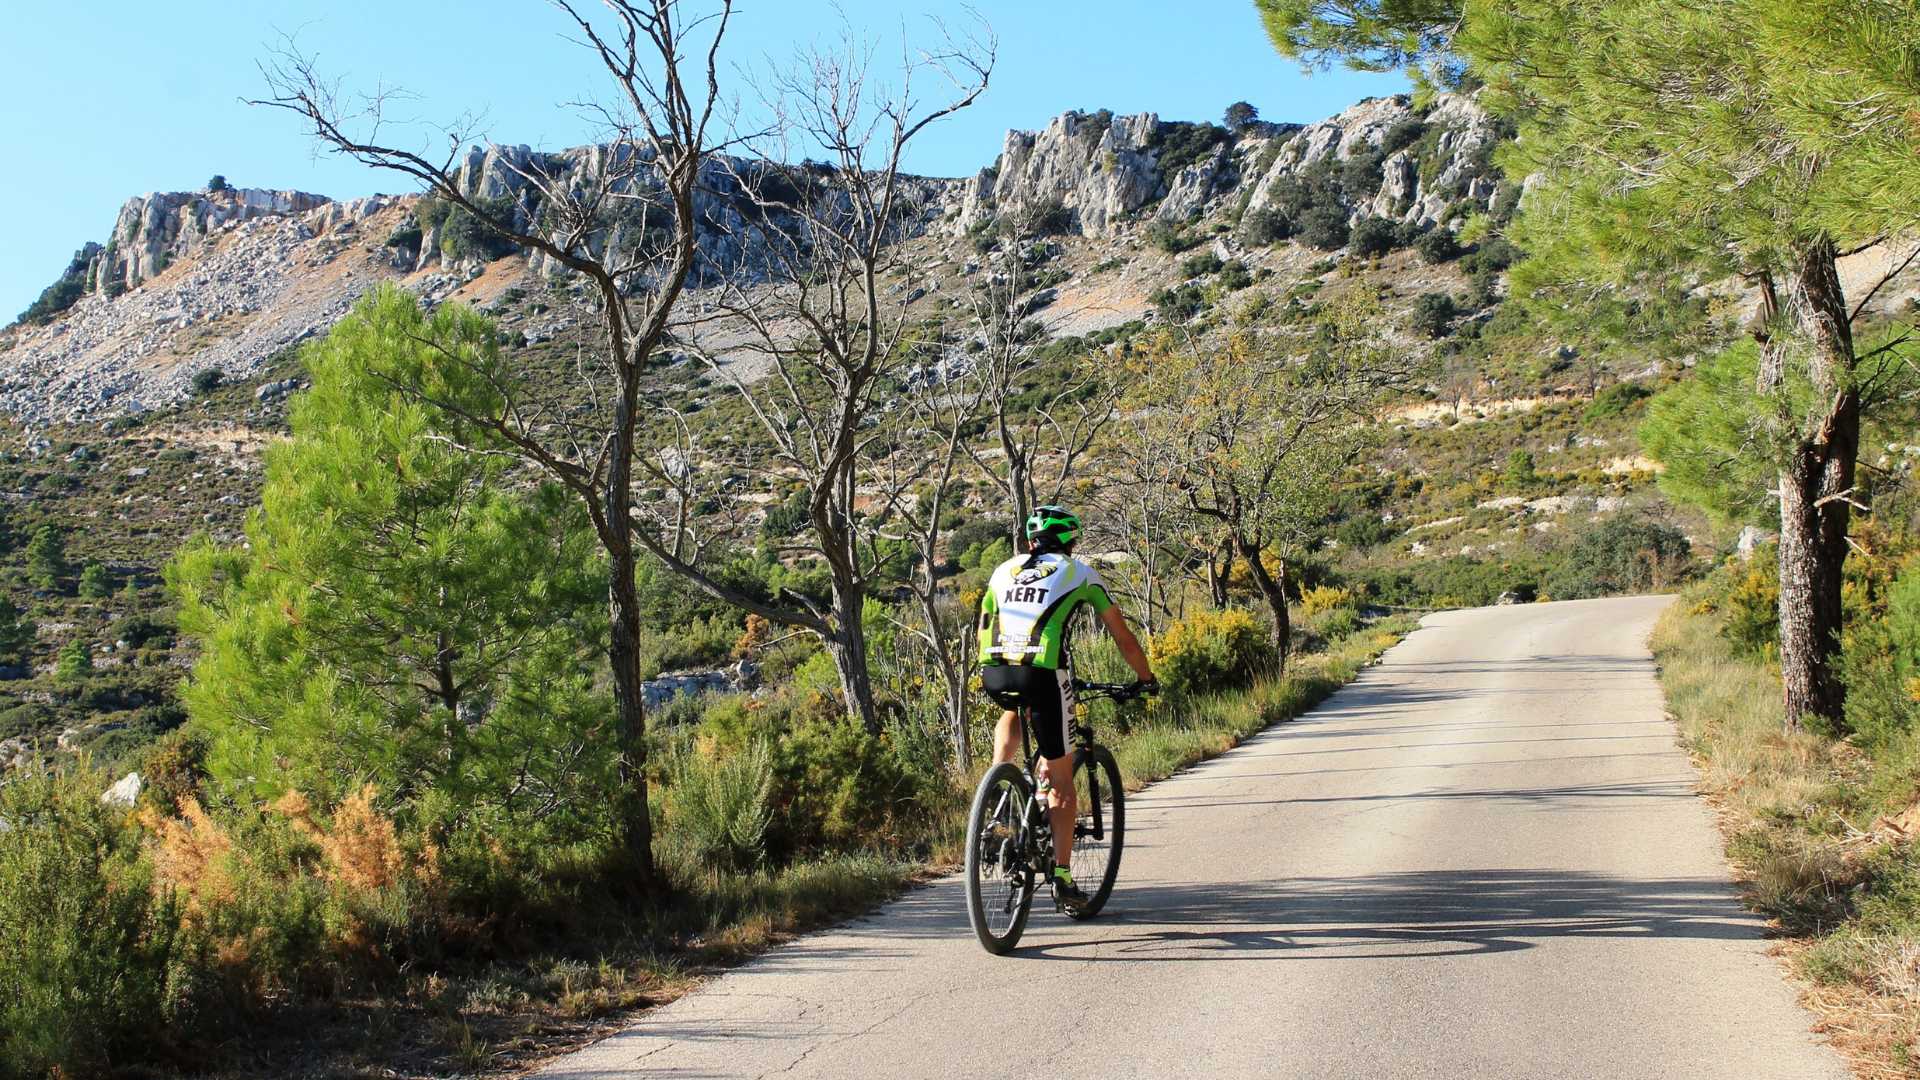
536, 596, 1848, 1080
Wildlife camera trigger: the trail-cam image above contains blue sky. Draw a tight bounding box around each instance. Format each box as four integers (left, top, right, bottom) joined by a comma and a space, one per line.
2, 2, 1406, 320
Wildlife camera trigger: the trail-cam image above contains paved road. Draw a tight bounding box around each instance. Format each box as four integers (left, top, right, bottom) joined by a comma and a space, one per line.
537, 597, 1847, 1080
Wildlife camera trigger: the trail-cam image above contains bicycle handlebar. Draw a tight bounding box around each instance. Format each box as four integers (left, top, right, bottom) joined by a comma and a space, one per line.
1073, 679, 1160, 703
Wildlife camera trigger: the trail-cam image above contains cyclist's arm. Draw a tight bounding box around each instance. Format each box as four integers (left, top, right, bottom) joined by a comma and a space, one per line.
1098, 605, 1156, 683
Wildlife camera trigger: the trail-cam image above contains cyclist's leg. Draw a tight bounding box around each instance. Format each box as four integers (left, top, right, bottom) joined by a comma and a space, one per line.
991, 707, 1021, 765
1034, 667, 1077, 867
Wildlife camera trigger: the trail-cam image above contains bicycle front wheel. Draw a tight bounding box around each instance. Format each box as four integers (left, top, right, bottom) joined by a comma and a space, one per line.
1067, 744, 1125, 919
965, 762, 1037, 954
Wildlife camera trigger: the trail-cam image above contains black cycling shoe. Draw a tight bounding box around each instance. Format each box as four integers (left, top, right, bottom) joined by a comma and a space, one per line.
1050, 868, 1090, 913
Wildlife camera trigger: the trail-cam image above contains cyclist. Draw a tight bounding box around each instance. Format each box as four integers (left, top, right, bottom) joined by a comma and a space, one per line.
978, 504, 1156, 912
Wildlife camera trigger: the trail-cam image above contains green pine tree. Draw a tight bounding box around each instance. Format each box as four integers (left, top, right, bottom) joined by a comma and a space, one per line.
0, 597, 35, 668
77, 562, 112, 599
25, 526, 68, 591
54, 641, 91, 683
168, 287, 612, 844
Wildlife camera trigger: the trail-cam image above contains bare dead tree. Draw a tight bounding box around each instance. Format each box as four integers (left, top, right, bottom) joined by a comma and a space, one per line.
874, 339, 990, 766
251, 0, 739, 886
678, 20, 994, 733
954, 218, 1120, 544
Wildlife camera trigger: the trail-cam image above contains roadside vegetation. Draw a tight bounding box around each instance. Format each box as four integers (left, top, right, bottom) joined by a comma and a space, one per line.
1654, 536, 1920, 1076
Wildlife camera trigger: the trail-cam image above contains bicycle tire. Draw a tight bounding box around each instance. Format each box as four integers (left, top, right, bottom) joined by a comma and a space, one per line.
1067, 744, 1124, 919
965, 761, 1037, 954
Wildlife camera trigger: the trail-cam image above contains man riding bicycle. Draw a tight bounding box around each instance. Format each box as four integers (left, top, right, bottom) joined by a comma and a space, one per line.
978, 505, 1156, 912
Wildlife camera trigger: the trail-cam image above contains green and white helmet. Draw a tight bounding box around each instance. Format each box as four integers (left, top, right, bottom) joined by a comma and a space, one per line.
1024, 504, 1081, 548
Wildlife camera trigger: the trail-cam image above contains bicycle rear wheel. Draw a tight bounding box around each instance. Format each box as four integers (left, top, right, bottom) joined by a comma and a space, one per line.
965, 762, 1037, 954
1067, 744, 1124, 919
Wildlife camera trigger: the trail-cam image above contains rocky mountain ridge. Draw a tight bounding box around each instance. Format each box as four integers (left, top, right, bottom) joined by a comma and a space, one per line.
1, 92, 1505, 428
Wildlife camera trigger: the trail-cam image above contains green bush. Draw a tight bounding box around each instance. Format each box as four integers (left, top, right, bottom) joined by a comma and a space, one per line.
1149, 607, 1275, 694
1546, 516, 1694, 600
1180, 252, 1225, 277
1416, 227, 1460, 264
1217, 260, 1254, 291
1350, 216, 1396, 257
1150, 282, 1209, 322
79, 561, 113, 598
1842, 557, 1920, 744
1341, 147, 1388, 200
1145, 220, 1200, 254
699, 684, 918, 856
663, 741, 775, 875
1298, 204, 1351, 251
1382, 116, 1428, 154
0, 768, 178, 1078
1244, 208, 1291, 245
191, 368, 226, 395
0, 596, 33, 668
1411, 292, 1458, 338
1585, 380, 1654, 419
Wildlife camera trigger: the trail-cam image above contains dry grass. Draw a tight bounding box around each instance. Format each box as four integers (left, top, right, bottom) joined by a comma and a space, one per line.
1653, 602, 1920, 1078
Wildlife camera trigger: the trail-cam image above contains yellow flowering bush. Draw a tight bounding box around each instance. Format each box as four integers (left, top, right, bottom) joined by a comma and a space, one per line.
1150, 607, 1275, 694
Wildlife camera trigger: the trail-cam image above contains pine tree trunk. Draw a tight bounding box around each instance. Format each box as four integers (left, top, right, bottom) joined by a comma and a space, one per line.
1238, 537, 1291, 676
1767, 236, 1861, 732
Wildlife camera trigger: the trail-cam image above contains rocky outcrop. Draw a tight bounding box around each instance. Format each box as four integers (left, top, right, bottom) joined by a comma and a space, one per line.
92, 188, 332, 296
960, 111, 1166, 237
962, 93, 1502, 238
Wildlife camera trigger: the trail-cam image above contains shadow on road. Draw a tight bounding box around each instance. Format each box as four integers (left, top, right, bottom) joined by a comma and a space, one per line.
1011, 868, 1760, 962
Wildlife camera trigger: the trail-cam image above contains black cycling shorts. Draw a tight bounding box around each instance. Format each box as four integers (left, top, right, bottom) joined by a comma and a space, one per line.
981, 664, 1075, 761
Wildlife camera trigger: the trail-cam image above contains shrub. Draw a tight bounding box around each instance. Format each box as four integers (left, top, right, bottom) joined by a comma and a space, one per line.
1416, 227, 1461, 264
79, 561, 113, 598
1224, 101, 1260, 131
1547, 516, 1695, 600
1300, 585, 1356, 616
1148, 121, 1227, 173
1382, 116, 1428, 154
1150, 283, 1209, 323
1585, 381, 1654, 419
1145, 220, 1200, 254
190, 368, 226, 395
663, 741, 775, 875
207, 175, 230, 192
1341, 146, 1388, 200
1411, 292, 1458, 338
1293, 202, 1348, 250
1217, 260, 1254, 291
1150, 607, 1275, 694
1349, 216, 1396, 257
0, 768, 178, 1078
1180, 251, 1225, 278
1243, 208, 1291, 245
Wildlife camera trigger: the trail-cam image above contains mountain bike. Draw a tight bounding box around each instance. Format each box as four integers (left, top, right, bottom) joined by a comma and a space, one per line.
963, 679, 1153, 955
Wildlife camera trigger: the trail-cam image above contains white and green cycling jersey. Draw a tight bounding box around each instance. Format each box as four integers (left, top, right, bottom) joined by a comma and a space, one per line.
977, 552, 1113, 669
